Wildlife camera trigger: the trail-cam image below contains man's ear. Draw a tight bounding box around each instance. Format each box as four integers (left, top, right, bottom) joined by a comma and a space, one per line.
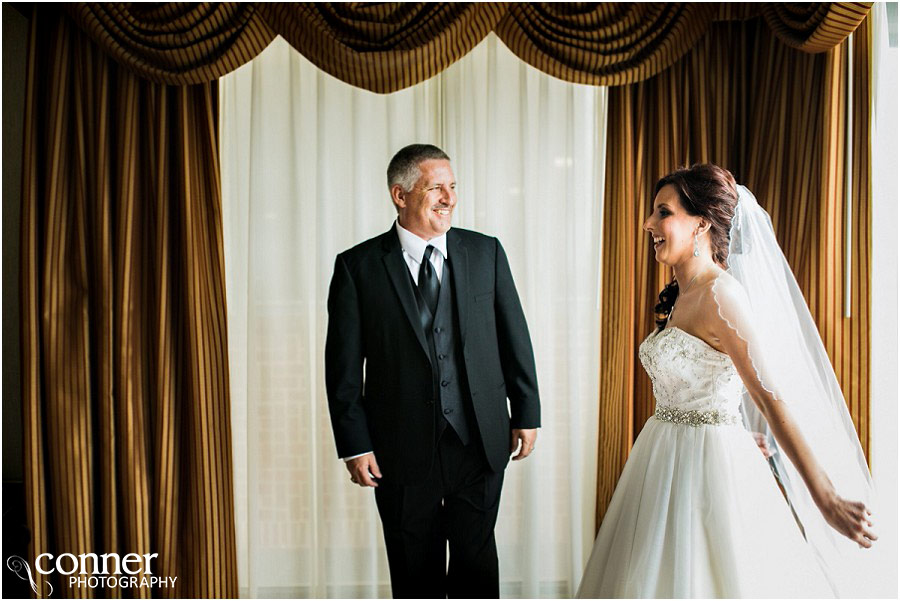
390, 184, 406, 210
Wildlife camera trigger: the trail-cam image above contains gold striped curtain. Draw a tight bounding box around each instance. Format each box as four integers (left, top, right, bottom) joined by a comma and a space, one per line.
67, 2, 720, 90
596, 14, 873, 528
762, 2, 872, 52
494, 3, 719, 86
66, 2, 508, 94
62, 3, 871, 93
21, 8, 236, 597
258, 3, 508, 93
66, 3, 276, 84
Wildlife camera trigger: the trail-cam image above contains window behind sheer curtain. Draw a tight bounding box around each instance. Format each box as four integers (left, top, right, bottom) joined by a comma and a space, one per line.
220, 34, 606, 598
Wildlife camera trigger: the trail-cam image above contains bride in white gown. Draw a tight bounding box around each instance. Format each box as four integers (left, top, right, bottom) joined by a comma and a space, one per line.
577, 165, 878, 598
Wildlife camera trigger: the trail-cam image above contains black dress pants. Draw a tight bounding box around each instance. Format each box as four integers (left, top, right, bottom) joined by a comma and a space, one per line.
373, 427, 504, 599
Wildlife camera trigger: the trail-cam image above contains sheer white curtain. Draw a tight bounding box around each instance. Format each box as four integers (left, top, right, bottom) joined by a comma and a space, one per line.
220, 34, 606, 598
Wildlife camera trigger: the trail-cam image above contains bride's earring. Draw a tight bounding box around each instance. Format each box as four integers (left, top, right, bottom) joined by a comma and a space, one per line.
693, 233, 700, 257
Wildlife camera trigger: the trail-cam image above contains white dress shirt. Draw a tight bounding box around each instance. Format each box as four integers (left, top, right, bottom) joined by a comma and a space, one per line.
343, 221, 450, 462
395, 219, 448, 284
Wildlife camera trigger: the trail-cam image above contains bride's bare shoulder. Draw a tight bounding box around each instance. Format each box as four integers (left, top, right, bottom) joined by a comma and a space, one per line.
696, 269, 749, 325
706, 270, 746, 301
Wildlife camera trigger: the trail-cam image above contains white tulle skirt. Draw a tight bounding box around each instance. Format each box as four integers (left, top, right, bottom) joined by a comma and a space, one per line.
576, 417, 834, 598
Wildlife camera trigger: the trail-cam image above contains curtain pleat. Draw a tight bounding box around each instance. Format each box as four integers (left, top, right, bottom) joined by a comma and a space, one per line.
66, 3, 276, 85
493, 3, 718, 86
59, 3, 872, 91
21, 8, 237, 597
596, 16, 872, 528
850, 22, 872, 453
762, 2, 872, 53
258, 3, 508, 94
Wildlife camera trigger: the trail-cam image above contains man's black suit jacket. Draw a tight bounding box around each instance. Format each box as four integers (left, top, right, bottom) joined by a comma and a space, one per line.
325, 225, 541, 484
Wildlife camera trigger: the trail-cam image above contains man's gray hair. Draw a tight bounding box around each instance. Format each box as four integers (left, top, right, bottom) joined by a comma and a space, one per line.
387, 144, 451, 192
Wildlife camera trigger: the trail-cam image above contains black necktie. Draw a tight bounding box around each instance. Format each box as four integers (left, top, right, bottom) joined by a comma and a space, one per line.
418, 245, 440, 317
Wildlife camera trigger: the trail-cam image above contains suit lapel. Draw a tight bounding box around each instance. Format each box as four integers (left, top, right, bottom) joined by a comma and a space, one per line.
450, 230, 470, 349
382, 228, 432, 362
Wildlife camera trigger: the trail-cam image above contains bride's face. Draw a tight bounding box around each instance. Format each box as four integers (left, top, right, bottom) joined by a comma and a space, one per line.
643, 184, 702, 267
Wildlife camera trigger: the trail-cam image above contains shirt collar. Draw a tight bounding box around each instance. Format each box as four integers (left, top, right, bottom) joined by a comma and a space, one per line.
395, 220, 449, 263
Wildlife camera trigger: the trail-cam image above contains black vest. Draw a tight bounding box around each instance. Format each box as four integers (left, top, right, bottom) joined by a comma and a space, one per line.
411, 259, 475, 445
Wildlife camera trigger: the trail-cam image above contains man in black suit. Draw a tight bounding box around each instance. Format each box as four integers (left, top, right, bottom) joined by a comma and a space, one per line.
325, 144, 540, 598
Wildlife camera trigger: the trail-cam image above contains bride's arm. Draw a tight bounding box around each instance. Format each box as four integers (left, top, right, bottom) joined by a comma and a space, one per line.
702, 278, 877, 548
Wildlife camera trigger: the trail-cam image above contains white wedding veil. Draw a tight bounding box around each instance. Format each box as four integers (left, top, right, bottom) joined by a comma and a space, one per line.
713, 185, 878, 596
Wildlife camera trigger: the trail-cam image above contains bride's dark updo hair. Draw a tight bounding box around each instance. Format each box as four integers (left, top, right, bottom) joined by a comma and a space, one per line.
653, 164, 739, 330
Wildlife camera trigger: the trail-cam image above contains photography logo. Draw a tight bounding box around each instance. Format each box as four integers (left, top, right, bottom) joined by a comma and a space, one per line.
6, 555, 51, 597
6, 552, 177, 597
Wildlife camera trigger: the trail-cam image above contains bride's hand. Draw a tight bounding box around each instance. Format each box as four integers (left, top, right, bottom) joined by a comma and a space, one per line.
820, 494, 878, 548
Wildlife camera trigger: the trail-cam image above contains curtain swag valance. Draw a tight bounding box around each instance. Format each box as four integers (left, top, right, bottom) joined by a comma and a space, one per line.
66, 2, 873, 91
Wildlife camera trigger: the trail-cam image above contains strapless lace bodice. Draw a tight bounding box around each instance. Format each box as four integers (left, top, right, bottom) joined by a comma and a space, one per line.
639, 327, 744, 419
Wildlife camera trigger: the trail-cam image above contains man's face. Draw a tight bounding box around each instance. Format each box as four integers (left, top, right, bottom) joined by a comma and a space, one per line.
393, 159, 457, 240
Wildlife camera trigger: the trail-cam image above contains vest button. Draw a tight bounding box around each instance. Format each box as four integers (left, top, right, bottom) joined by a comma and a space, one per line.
434, 327, 442, 333
441, 380, 449, 387
438, 354, 445, 360
443, 408, 453, 415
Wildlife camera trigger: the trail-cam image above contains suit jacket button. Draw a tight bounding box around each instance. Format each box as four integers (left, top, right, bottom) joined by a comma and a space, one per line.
443, 408, 452, 415
441, 380, 449, 387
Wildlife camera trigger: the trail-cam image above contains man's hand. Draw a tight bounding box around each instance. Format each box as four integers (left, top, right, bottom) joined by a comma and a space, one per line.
510, 428, 537, 461
346, 453, 382, 487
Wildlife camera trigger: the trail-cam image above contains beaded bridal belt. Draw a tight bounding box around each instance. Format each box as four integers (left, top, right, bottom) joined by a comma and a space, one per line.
654, 405, 740, 427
